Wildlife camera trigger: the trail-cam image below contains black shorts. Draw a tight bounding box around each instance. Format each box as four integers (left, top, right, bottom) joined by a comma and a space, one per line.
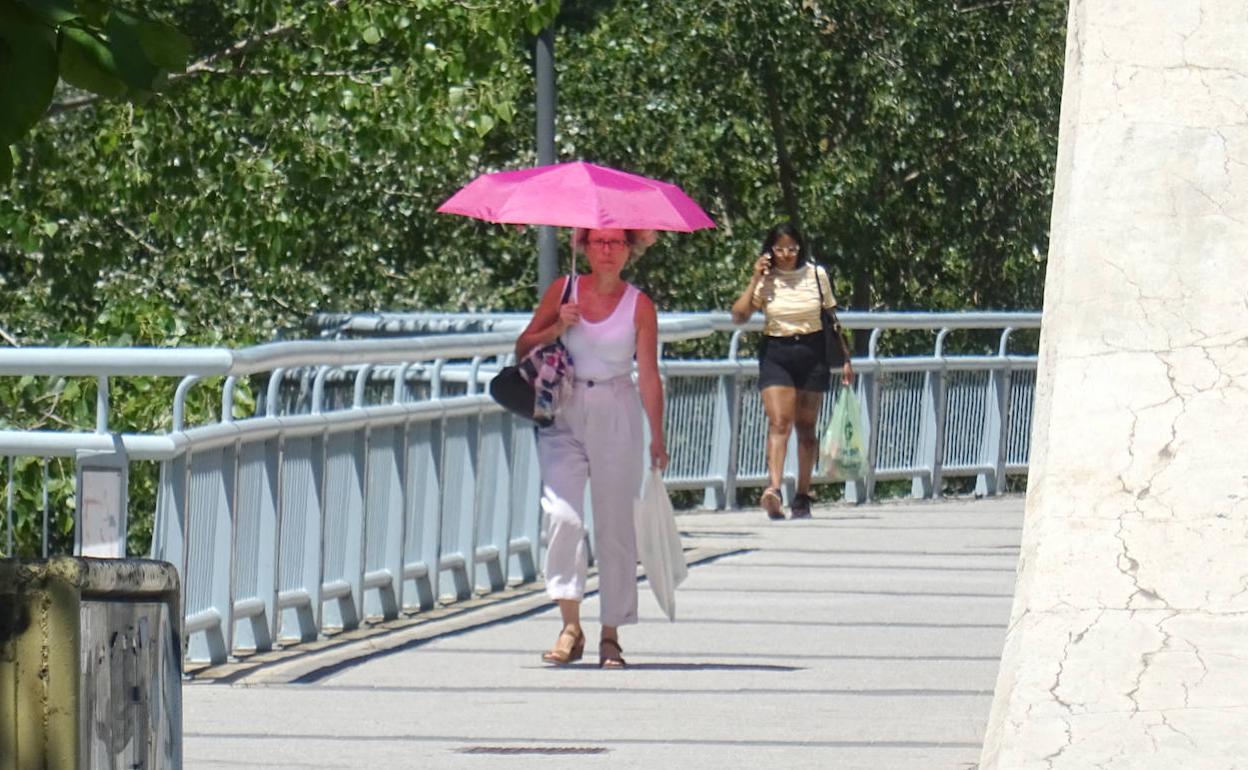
758, 332, 831, 393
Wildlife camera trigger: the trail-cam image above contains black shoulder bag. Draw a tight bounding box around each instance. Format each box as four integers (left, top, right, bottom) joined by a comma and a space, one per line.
489, 275, 575, 422
813, 263, 852, 369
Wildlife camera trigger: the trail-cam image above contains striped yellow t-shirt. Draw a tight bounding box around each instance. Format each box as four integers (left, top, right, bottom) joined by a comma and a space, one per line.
751, 263, 837, 336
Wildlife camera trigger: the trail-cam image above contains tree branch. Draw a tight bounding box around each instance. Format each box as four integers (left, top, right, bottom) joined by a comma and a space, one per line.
47, 0, 352, 117
110, 218, 163, 256
799, 0, 837, 34
382, 187, 425, 199
178, 0, 351, 79
269, 294, 297, 314
0, 325, 20, 347
192, 65, 390, 88
955, 0, 1033, 13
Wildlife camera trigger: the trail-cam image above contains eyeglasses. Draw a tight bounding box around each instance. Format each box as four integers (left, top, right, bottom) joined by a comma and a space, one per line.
588, 238, 630, 249
772, 245, 800, 255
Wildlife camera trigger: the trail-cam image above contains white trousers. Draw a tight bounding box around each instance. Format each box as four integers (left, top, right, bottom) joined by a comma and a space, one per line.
538, 375, 644, 627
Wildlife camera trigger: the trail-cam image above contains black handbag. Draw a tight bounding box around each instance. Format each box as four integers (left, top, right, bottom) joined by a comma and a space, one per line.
488, 365, 537, 418
489, 275, 575, 423
813, 264, 852, 368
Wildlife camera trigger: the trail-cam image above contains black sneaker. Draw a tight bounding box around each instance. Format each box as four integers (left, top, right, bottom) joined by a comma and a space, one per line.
790, 493, 813, 519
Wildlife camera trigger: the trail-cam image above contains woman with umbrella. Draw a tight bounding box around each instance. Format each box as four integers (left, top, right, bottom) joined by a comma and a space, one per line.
439, 161, 714, 668
515, 228, 667, 668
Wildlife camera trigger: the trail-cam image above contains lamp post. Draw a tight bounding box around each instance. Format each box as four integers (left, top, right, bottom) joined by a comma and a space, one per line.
535, 27, 558, 293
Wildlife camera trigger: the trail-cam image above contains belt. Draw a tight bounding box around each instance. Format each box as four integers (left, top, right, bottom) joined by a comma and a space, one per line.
765, 331, 822, 344
575, 374, 632, 388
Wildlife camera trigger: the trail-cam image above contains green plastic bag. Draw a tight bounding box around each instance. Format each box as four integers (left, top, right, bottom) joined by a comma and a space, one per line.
820, 388, 867, 481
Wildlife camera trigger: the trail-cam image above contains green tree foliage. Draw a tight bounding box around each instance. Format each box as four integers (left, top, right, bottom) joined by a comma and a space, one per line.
2, 0, 561, 350
0, 0, 191, 181
555, 0, 1066, 316
1, 0, 559, 555
1, 0, 1064, 553
1, 0, 1062, 347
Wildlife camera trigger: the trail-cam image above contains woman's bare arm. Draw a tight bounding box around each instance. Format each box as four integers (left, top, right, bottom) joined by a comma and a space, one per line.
515, 277, 578, 359
730, 255, 770, 324
634, 292, 668, 471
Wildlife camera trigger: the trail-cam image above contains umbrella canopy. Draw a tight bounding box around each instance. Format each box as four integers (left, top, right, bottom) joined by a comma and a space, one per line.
436, 161, 715, 232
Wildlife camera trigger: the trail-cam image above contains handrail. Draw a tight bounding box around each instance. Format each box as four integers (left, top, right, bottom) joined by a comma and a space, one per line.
0, 351, 1040, 458
670, 310, 1042, 333
308, 309, 1043, 337
0, 430, 179, 460
0, 348, 237, 377
0, 318, 720, 378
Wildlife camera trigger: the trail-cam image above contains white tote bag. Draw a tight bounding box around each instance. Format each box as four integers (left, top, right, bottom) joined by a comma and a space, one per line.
633, 469, 688, 621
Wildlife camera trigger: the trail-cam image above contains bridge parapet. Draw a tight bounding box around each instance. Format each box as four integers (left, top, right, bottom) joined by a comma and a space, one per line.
0, 312, 1037, 665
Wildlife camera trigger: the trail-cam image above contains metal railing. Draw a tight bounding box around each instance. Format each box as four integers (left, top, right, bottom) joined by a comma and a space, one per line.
311, 311, 1042, 505
1, 311, 1039, 664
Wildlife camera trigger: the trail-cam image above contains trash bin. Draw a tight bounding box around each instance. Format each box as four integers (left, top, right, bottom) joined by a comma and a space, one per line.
0, 557, 182, 769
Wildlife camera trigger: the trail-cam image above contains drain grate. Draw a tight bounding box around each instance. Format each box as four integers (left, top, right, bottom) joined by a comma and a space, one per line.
456, 746, 609, 756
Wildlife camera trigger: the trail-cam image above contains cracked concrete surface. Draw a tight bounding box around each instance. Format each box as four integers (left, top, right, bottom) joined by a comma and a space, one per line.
979, 1, 1248, 767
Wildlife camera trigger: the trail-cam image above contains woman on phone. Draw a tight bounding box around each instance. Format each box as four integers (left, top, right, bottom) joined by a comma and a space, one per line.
730, 222, 852, 520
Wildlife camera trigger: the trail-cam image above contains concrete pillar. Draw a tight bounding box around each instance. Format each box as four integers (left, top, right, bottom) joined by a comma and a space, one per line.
981, 2, 1248, 767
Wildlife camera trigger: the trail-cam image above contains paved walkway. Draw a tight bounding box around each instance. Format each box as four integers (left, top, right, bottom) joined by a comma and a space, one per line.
182, 496, 1023, 769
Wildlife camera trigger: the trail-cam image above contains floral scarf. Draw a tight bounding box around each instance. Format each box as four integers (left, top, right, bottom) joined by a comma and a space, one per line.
517, 340, 574, 427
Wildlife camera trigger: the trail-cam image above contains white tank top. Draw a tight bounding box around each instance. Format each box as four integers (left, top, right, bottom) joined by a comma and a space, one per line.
562, 277, 640, 381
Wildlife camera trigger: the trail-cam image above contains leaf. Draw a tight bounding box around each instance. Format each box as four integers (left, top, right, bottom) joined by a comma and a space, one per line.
137, 19, 190, 72
475, 112, 495, 136
361, 25, 381, 45
103, 9, 166, 91
74, 0, 107, 26
58, 25, 128, 98
14, 0, 79, 25
0, 2, 59, 145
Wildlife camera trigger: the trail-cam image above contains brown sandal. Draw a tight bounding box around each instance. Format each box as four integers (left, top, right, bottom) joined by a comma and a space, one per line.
761, 487, 785, 520
599, 638, 626, 669
541, 627, 585, 665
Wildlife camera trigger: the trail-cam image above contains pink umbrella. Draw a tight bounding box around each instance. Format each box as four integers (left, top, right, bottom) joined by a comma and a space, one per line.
436, 161, 715, 232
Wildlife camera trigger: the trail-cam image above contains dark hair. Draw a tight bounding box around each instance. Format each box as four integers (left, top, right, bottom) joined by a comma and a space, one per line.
760, 222, 807, 267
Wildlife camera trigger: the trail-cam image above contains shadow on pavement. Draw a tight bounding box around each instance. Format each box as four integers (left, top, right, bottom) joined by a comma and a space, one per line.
623, 662, 802, 672
540, 662, 802, 672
